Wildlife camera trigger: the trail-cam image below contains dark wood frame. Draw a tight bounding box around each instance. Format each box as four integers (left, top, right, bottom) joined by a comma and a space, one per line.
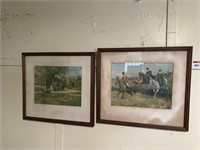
22, 52, 95, 127
96, 47, 193, 131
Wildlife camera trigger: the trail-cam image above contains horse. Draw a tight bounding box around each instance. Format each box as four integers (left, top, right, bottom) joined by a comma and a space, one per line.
139, 71, 170, 98
156, 76, 168, 89
115, 76, 133, 100
138, 72, 149, 84
149, 77, 160, 99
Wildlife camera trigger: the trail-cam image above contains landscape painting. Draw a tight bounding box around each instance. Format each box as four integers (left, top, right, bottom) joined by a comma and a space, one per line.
111, 62, 174, 109
34, 66, 82, 106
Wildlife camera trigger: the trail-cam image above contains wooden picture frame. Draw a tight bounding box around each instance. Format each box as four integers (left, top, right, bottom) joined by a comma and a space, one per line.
96, 47, 192, 131
22, 52, 95, 127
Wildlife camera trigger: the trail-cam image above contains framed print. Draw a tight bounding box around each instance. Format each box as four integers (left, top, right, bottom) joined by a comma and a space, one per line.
96, 47, 193, 131
22, 52, 95, 127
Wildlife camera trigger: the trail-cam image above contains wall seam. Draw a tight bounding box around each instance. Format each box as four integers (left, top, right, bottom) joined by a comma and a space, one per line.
165, 0, 169, 47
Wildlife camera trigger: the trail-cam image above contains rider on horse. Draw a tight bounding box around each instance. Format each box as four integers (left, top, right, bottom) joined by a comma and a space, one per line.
122, 72, 130, 87
155, 69, 167, 89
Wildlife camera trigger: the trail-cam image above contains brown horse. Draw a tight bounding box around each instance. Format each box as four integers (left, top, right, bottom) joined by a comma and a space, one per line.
115, 76, 133, 100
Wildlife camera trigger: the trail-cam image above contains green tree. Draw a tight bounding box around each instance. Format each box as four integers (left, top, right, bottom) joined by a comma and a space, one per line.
35, 66, 69, 92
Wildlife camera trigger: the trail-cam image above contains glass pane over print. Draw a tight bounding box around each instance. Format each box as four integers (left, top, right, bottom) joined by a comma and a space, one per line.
34, 66, 82, 107
111, 62, 174, 109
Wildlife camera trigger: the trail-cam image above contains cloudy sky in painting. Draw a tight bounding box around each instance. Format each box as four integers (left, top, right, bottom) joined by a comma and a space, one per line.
112, 62, 174, 78
67, 66, 82, 77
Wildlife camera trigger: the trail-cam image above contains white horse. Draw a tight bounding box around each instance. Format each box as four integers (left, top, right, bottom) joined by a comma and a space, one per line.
149, 77, 160, 99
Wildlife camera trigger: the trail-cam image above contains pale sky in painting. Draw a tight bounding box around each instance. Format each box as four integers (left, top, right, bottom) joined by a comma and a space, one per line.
112, 62, 174, 78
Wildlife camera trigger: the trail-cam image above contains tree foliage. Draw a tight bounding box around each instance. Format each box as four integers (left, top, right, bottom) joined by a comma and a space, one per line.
34, 66, 81, 92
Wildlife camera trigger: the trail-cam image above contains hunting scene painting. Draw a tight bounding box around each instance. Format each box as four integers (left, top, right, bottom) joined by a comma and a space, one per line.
34, 66, 82, 107
111, 62, 174, 109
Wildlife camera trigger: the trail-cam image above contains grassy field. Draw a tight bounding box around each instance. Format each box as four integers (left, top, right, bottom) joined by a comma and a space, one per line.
111, 91, 171, 109
35, 89, 81, 106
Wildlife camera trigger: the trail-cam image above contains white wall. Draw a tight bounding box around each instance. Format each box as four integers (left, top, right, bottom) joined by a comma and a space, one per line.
0, 0, 199, 150
176, 1, 200, 149
0, 1, 2, 148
